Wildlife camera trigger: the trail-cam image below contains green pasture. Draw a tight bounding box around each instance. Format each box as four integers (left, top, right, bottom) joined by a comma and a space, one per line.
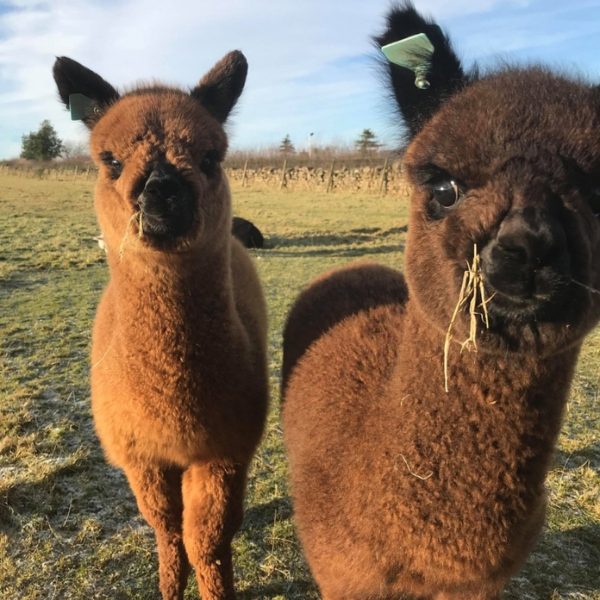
0, 175, 598, 599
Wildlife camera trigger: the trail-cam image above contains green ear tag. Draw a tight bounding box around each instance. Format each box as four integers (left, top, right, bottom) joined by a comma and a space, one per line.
69, 93, 97, 121
381, 33, 435, 90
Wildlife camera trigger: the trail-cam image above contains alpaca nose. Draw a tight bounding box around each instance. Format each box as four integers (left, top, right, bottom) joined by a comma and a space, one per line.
137, 161, 195, 240
482, 208, 570, 299
143, 163, 184, 202
495, 208, 566, 268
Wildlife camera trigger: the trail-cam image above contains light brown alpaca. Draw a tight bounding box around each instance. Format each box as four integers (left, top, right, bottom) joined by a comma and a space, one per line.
53, 52, 268, 600
282, 4, 600, 600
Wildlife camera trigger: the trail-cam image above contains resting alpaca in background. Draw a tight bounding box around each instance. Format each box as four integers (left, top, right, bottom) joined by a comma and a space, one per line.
282, 3, 600, 599
53, 52, 268, 600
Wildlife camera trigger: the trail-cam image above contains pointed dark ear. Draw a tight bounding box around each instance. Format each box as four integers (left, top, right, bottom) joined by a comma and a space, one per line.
191, 50, 248, 124
375, 2, 468, 139
52, 57, 120, 129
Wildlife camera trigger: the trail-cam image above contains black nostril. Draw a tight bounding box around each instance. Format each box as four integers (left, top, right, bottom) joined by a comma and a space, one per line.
496, 241, 528, 265
494, 208, 567, 269
144, 171, 182, 199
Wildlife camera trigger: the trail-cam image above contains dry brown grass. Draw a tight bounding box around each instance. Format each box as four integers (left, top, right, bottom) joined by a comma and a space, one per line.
444, 245, 492, 392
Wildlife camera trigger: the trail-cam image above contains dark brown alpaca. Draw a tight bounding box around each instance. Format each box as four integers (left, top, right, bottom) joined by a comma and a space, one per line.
53, 52, 268, 600
282, 4, 600, 600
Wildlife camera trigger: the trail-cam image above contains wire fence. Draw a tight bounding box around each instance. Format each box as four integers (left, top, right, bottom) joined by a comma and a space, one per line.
0, 158, 410, 195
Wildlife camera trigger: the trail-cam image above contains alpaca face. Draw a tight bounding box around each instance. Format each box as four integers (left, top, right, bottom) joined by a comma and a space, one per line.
53, 51, 247, 253
402, 70, 600, 354
89, 91, 228, 251
377, 6, 600, 355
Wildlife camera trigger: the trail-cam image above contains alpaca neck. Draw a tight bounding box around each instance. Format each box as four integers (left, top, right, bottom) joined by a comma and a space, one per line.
399, 299, 580, 439
105, 240, 242, 358
389, 300, 580, 492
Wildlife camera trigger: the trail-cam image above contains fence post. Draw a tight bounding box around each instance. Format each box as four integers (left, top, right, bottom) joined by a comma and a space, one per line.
326, 159, 335, 193
378, 157, 389, 195
241, 159, 248, 187
279, 158, 287, 189
72, 165, 78, 181
85, 166, 91, 181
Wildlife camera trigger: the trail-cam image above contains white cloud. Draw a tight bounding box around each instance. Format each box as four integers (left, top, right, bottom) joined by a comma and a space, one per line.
0, 0, 594, 159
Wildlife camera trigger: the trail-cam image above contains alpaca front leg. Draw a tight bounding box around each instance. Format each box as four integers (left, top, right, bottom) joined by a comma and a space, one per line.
182, 461, 247, 600
123, 463, 190, 600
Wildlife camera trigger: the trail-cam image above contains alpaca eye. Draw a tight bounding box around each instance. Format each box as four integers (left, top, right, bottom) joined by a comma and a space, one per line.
200, 150, 220, 177
433, 180, 460, 208
99, 151, 123, 179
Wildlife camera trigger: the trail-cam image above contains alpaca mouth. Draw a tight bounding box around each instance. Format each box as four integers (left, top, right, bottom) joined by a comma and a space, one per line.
140, 209, 194, 241
481, 276, 571, 323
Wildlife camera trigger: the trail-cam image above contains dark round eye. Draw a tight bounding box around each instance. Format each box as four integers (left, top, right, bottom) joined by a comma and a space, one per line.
433, 180, 460, 208
200, 155, 213, 172
200, 150, 221, 177
109, 160, 123, 179
99, 151, 123, 179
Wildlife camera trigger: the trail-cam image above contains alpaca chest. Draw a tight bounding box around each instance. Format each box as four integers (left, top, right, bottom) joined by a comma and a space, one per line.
91, 295, 265, 466
284, 314, 572, 594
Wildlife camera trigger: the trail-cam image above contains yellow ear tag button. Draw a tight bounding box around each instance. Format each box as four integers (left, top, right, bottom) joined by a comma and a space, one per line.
381, 33, 435, 89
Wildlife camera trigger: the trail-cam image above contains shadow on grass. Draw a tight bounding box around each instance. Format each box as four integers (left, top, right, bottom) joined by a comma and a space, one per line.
0, 452, 97, 531
514, 523, 600, 598
238, 496, 319, 598
245, 496, 292, 524
0, 271, 49, 297
264, 243, 405, 259
553, 441, 600, 472
238, 579, 316, 600
266, 225, 407, 250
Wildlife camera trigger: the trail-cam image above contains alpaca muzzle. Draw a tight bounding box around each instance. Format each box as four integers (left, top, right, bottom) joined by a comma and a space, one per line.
137, 162, 195, 241
481, 207, 571, 317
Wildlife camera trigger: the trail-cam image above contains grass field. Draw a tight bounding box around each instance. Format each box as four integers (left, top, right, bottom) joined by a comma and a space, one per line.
0, 174, 598, 599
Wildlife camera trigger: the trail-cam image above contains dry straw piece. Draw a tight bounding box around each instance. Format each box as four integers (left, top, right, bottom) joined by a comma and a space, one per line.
443, 244, 492, 392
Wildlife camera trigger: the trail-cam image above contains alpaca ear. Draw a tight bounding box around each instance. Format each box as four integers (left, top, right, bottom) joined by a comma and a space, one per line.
191, 50, 248, 124
53, 57, 120, 129
375, 2, 468, 139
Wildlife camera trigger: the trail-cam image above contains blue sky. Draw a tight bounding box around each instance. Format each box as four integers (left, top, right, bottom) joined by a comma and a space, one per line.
1, 0, 600, 159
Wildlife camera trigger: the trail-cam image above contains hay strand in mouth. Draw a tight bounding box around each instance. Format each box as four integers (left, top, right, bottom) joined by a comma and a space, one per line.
570, 278, 600, 296
443, 244, 492, 392
119, 211, 143, 261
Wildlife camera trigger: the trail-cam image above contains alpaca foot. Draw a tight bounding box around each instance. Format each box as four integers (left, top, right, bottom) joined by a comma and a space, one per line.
182, 461, 247, 600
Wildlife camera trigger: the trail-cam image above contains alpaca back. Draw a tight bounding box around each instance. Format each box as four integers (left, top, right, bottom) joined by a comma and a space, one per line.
281, 262, 408, 393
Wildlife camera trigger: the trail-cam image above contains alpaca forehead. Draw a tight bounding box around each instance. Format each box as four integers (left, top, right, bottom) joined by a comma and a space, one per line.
408, 70, 600, 179
444, 71, 595, 141
91, 92, 226, 155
